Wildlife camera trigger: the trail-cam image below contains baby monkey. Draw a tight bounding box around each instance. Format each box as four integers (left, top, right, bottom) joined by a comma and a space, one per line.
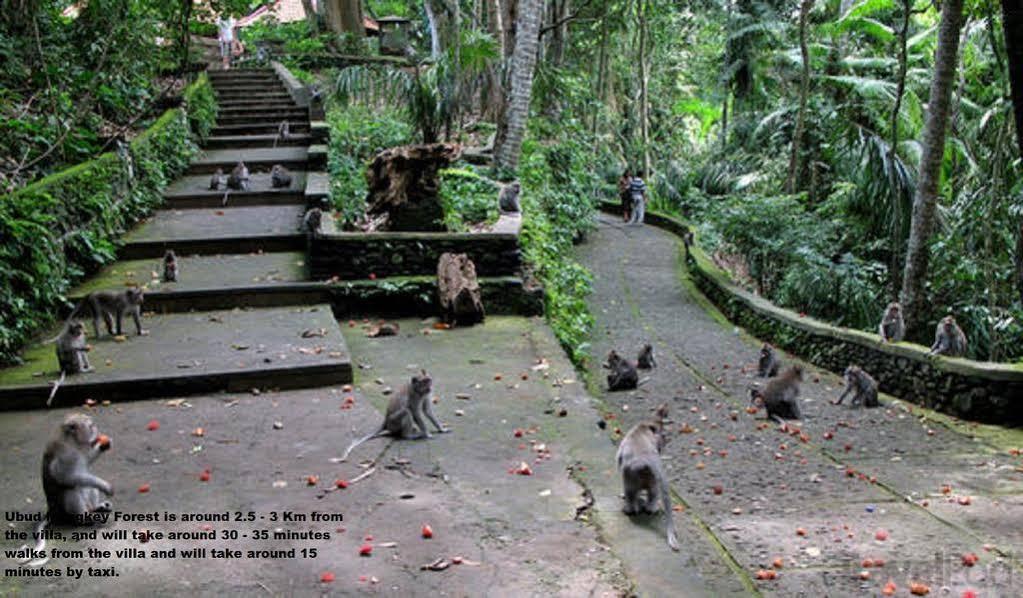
878, 302, 905, 342
757, 343, 780, 377
637, 343, 656, 370
930, 315, 968, 357
270, 164, 292, 189
162, 250, 178, 282
835, 365, 879, 408
616, 403, 679, 551
208, 168, 225, 191
750, 365, 803, 423
339, 370, 449, 462
605, 350, 638, 391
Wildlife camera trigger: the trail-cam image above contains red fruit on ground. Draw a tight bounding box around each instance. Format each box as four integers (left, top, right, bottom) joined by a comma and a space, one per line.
146, 420, 160, 431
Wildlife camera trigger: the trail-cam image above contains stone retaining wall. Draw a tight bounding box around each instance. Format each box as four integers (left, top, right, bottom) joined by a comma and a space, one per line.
599, 201, 1023, 424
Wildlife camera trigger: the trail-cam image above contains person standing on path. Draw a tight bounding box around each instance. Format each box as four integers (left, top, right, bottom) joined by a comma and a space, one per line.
618, 169, 633, 223
628, 170, 647, 225
216, 15, 237, 70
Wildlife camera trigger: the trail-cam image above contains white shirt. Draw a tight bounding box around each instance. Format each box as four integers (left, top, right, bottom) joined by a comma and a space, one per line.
217, 17, 236, 42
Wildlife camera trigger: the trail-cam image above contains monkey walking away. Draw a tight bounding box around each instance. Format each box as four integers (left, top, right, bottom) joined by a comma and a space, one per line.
637, 343, 656, 369
835, 365, 880, 408
162, 250, 178, 282
270, 164, 292, 189
757, 343, 780, 377
605, 350, 639, 391
339, 370, 449, 462
19, 413, 113, 567
930, 315, 968, 357
878, 302, 905, 342
616, 403, 680, 551
750, 365, 803, 423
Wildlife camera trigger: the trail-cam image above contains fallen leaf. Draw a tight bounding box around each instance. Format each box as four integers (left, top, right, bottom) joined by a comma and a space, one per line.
420, 558, 449, 571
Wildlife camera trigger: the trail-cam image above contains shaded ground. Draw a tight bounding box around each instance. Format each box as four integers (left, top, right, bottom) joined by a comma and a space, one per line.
575, 214, 1023, 596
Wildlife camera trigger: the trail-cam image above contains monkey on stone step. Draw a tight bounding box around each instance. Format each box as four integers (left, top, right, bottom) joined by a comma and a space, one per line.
18, 413, 113, 567
302, 207, 322, 234
222, 161, 249, 205
929, 315, 968, 357
878, 302, 905, 343
162, 250, 178, 282
616, 403, 680, 551
605, 349, 639, 391
208, 168, 225, 191
835, 364, 879, 408
757, 343, 780, 378
498, 181, 521, 214
273, 120, 290, 148
77, 287, 146, 338
637, 343, 656, 369
270, 164, 292, 189
339, 370, 449, 462
49, 321, 93, 406
750, 365, 803, 423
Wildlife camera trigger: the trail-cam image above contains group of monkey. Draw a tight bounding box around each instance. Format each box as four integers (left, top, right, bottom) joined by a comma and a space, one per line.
603, 300, 973, 552
208, 160, 293, 205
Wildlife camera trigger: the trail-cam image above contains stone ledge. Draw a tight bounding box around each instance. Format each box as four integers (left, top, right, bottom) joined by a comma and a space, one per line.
598, 200, 1023, 423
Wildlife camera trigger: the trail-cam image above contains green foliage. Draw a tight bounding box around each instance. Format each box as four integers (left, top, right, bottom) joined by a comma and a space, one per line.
182, 73, 218, 142
0, 77, 214, 365
325, 103, 414, 224
438, 167, 499, 231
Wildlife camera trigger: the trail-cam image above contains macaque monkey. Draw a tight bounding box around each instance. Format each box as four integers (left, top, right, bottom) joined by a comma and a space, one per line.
273, 120, 290, 148
757, 343, 780, 378
930, 315, 968, 357
227, 161, 249, 191
302, 208, 323, 234
835, 365, 879, 408
616, 403, 679, 551
605, 350, 638, 391
50, 321, 92, 406
81, 287, 146, 338
19, 414, 112, 567
498, 182, 521, 214
162, 250, 178, 282
270, 164, 292, 189
339, 370, 449, 461
750, 365, 803, 423
878, 302, 905, 343
637, 343, 656, 369
208, 168, 225, 191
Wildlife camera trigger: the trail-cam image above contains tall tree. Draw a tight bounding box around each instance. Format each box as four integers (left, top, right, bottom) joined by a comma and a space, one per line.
785, 0, 813, 193
636, 0, 651, 175
1003, 0, 1023, 303
900, 0, 965, 331
494, 0, 545, 173
324, 0, 364, 39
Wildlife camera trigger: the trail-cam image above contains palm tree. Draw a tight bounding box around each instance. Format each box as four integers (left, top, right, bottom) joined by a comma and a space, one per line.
494, 0, 546, 174
899, 0, 964, 332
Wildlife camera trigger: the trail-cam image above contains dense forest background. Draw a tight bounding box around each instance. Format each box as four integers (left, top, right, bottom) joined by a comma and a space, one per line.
1, 0, 1021, 363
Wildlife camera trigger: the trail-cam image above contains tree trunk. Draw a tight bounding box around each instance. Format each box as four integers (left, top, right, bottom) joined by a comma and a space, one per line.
178, 0, 192, 75
886, 0, 911, 298
364, 143, 462, 231
300, 0, 320, 32
483, 0, 505, 120
437, 253, 485, 326
636, 0, 651, 176
899, 0, 964, 332
503, 0, 519, 59
494, 0, 544, 173
325, 0, 364, 38
785, 0, 813, 193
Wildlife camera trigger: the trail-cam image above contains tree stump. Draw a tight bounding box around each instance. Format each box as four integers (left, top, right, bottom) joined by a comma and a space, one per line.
437, 253, 485, 326
365, 143, 462, 231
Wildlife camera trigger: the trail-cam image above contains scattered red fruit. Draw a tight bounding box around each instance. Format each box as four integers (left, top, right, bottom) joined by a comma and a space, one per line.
320, 572, 335, 583
961, 553, 979, 567
823, 431, 833, 440
712, 485, 723, 495
771, 557, 784, 569
881, 580, 897, 596
335, 479, 349, 489
909, 582, 931, 595
146, 420, 160, 431
754, 569, 778, 580
368, 273, 376, 280
515, 462, 533, 476
359, 544, 373, 556
421, 524, 434, 539
957, 495, 972, 506
199, 469, 211, 482
796, 527, 807, 537
873, 558, 885, 567
96, 434, 111, 450
306, 475, 319, 486
514, 428, 524, 438
875, 529, 888, 541
138, 483, 151, 493
861, 559, 874, 568
858, 570, 871, 580
844, 444, 852, 452
846, 468, 856, 478
452, 556, 464, 565
962, 590, 978, 598
941, 484, 952, 495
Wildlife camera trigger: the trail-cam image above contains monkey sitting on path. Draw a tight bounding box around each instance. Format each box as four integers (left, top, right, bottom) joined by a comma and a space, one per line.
757, 343, 780, 378
605, 350, 639, 391
270, 164, 292, 189
750, 365, 803, 423
835, 365, 879, 408
339, 370, 449, 462
616, 403, 679, 551
637, 344, 656, 370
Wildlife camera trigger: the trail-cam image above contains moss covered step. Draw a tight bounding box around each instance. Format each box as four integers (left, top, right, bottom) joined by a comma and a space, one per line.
211, 122, 311, 136
0, 304, 352, 409
120, 205, 305, 259
186, 147, 309, 175
163, 172, 308, 208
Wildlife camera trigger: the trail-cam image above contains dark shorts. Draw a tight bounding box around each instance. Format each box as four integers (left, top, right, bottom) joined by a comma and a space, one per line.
219, 41, 232, 58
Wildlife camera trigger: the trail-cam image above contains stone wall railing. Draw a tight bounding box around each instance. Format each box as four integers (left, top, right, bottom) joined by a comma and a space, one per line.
600, 201, 1023, 424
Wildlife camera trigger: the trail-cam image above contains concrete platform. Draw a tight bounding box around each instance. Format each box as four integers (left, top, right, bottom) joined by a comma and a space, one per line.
187, 147, 309, 175
0, 304, 352, 408
120, 205, 305, 259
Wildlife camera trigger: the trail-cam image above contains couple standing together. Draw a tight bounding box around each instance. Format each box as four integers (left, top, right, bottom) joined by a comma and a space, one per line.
618, 170, 647, 225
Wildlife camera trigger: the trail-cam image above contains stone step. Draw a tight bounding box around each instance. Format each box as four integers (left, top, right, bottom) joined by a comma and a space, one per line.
217, 102, 299, 112
120, 205, 306, 259
186, 147, 309, 175
215, 91, 291, 100
203, 133, 312, 149
216, 111, 308, 126
214, 85, 290, 95
210, 77, 281, 86
163, 172, 309, 207
211, 122, 310, 136
207, 68, 275, 77
0, 304, 351, 409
